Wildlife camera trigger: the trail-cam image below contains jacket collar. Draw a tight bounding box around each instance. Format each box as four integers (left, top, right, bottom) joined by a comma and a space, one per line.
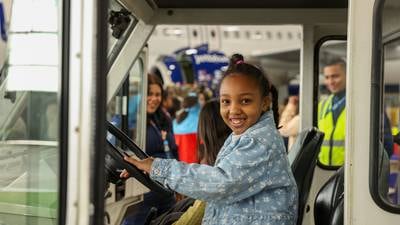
243, 110, 274, 135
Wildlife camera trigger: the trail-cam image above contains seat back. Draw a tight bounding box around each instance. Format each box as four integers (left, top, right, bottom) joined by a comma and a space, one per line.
313, 143, 389, 225
329, 197, 344, 225
314, 167, 344, 225
288, 127, 324, 225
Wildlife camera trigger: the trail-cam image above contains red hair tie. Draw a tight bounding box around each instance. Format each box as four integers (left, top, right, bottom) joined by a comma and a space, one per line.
235, 60, 244, 65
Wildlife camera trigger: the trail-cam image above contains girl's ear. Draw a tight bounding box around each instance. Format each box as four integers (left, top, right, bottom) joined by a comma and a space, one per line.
262, 96, 271, 112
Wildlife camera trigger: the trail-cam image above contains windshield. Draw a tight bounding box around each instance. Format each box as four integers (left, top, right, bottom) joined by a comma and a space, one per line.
0, 0, 60, 224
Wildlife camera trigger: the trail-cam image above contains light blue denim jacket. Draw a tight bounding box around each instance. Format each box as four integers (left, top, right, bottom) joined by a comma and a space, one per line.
150, 111, 298, 225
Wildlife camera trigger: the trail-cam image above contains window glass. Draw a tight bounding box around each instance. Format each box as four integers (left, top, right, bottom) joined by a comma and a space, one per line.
223, 30, 229, 39
234, 31, 240, 39
266, 31, 272, 40
106, 58, 145, 201
372, 0, 400, 208
382, 38, 400, 205
317, 40, 347, 169
0, 0, 61, 224
107, 59, 145, 146
128, 59, 145, 146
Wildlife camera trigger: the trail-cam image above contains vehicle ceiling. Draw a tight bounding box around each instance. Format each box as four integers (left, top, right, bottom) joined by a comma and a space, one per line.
152, 0, 348, 9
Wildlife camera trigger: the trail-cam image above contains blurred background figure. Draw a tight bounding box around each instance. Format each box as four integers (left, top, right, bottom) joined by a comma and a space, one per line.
318, 58, 347, 167
197, 85, 212, 108
173, 92, 200, 163
170, 96, 182, 119
122, 74, 177, 225
162, 89, 174, 119
279, 96, 299, 151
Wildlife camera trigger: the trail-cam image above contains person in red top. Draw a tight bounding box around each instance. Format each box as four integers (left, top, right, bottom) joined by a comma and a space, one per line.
173, 93, 200, 163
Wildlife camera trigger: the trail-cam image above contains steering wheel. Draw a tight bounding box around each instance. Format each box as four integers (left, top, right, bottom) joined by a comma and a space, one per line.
105, 121, 173, 196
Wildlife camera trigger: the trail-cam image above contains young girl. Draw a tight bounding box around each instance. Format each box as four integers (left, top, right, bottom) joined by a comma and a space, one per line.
123, 54, 298, 225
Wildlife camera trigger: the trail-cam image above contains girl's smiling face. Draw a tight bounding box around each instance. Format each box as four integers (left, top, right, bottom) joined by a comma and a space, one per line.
219, 74, 270, 135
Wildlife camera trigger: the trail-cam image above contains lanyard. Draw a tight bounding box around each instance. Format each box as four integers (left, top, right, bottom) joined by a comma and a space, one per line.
149, 120, 167, 141
330, 96, 346, 113
323, 95, 346, 118
150, 119, 173, 158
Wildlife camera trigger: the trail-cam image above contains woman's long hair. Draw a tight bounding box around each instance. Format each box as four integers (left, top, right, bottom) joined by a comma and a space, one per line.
196, 99, 231, 165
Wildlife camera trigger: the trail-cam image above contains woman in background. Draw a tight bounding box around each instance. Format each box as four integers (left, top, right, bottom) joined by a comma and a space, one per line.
122, 74, 177, 225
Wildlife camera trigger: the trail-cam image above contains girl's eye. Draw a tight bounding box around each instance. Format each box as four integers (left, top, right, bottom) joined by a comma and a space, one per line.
221, 99, 230, 105
241, 99, 252, 104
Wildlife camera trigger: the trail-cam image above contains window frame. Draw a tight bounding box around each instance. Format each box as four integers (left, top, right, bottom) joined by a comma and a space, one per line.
313, 35, 347, 127
90, 0, 109, 224
369, 0, 400, 213
59, 0, 70, 223
313, 35, 347, 170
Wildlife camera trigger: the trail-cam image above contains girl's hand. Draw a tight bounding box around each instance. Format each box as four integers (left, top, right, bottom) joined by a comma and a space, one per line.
120, 169, 130, 179
122, 156, 155, 175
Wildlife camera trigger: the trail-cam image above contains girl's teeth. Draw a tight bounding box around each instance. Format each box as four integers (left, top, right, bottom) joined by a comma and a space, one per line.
232, 119, 243, 124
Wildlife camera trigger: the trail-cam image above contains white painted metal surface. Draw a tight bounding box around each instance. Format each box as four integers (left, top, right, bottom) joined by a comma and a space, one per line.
66, 0, 98, 224
299, 24, 314, 131
107, 20, 154, 104
346, 0, 399, 224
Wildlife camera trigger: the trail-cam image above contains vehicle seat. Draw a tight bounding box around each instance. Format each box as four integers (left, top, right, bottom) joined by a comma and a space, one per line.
314, 167, 344, 225
313, 142, 389, 225
288, 127, 324, 225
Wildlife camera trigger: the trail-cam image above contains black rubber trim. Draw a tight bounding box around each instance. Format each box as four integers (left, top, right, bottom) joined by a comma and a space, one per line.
313, 35, 346, 171
91, 0, 109, 224
58, 0, 70, 224
155, 0, 348, 9
316, 160, 342, 171
369, 0, 400, 214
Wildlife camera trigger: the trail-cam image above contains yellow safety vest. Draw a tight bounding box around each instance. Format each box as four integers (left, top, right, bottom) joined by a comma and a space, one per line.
318, 95, 346, 167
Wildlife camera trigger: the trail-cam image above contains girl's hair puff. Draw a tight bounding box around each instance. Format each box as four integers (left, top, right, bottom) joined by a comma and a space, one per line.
222, 54, 280, 128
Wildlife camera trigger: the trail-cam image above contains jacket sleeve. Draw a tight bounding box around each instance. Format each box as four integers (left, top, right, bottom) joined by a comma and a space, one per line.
150, 136, 292, 204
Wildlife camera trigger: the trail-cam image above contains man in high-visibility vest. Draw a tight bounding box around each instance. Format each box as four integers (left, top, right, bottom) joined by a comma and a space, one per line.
318, 58, 347, 167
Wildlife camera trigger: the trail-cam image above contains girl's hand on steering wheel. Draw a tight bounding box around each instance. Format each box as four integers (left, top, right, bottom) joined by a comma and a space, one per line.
122, 156, 155, 175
